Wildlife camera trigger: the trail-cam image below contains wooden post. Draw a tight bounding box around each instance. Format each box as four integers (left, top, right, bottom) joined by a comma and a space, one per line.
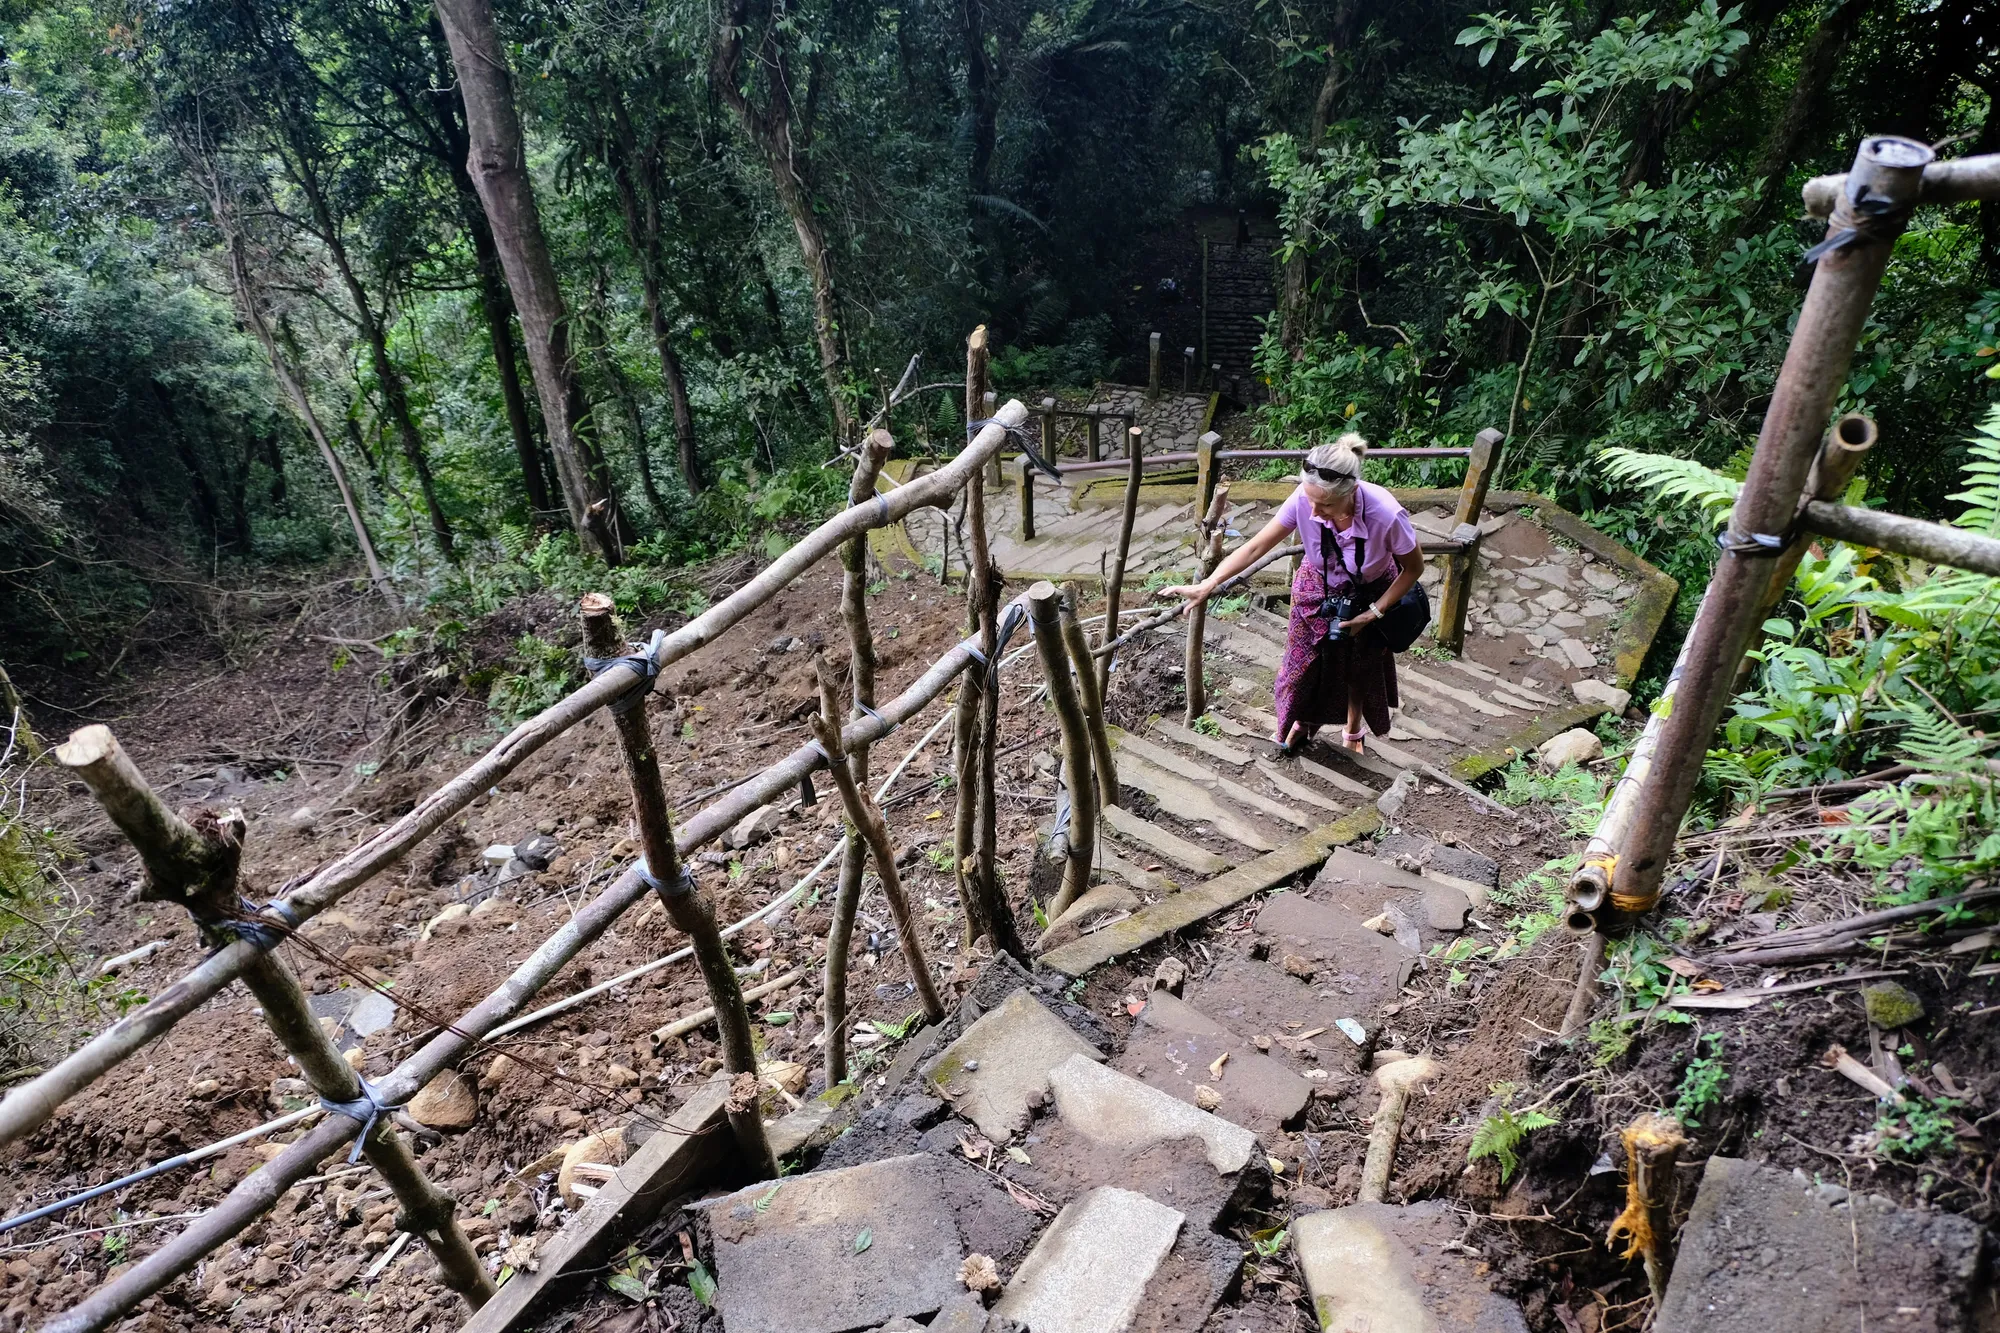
1614, 137, 1930, 918
1087, 413, 1101, 463
1014, 452, 1036, 540
1609, 1114, 1687, 1306
1183, 346, 1194, 392
1436, 427, 1500, 653
1057, 591, 1119, 809
1028, 583, 1096, 917
52, 726, 494, 1309
969, 325, 997, 488
1097, 429, 1143, 700
580, 596, 776, 1180
1200, 238, 1209, 369
824, 428, 891, 1087
810, 669, 946, 1024
1147, 333, 1162, 398
1195, 430, 1221, 519
1184, 483, 1230, 726
1040, 398, 1057, 464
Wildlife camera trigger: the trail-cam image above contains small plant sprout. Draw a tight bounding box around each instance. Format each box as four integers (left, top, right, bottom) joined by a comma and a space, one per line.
1468, 1082, 1559, 1181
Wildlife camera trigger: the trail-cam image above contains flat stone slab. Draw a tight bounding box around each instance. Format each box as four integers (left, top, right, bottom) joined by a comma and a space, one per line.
702, 1154, 966, 1333
1047, 1052, 1257, 1175
1254, 891, 1418, 1011
1297, 1202, 1528, 1333
1114, 991, 1310, 1133
992, 1187, 1184, 1333
1657, 1156, 1984, 1333
927, 988, 1103, 1143
1184, 956, 1361, 1073
1103, 803, 1230, 876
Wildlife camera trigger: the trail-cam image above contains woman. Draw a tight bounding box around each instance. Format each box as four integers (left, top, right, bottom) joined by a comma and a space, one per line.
1162, 435, 1424, 754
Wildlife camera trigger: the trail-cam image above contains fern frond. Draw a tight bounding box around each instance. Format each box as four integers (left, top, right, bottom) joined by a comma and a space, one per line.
1894, 705, 1983, 777
1598, 448, 1740, 526
1946, 404, 2000, 536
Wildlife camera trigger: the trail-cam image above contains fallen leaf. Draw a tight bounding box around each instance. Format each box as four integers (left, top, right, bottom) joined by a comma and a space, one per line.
853, 1228, 873, 1254
1208, 1052, 1231, 1079
1006, 1146, 1031, 1165
1003, 1177, 1057, 1215
607, 1273, 647, 1302
1663, 957, 1705, 978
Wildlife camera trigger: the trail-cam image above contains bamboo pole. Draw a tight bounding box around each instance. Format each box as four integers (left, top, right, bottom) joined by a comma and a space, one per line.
1029, 583, 1097, 917
1435, 428, 1500, 654
1097, 429, 1144, 700
581, 594, 775, 1180
0, 401, 1025, 1152
970, 326, 997, 488
1057, 591, 1118, 810
827, 431, 891, 1085
1803, 151, 2000, 217
1802, 501, 2000, 575
1612, 136, 1931, 917
1184, 490, 1229, 726
810, 669, 946, 1024
52, 726, 492, 1308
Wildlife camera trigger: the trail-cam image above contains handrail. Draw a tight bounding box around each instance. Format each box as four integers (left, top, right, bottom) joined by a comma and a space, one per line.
0, 399, 1030, 1152
1053, 445, 1471, 475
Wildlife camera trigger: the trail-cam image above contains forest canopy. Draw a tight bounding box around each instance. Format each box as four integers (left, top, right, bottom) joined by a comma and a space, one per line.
0, 0, 1994, 676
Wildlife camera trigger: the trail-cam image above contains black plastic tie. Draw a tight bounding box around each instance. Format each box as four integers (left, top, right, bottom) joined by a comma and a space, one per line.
585, 629, 666, 717
635, 857, 695, 898
321, 1074, 405, 1164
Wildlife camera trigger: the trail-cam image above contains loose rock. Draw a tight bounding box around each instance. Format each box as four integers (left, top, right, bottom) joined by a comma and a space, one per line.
1536, 728, 1602, 769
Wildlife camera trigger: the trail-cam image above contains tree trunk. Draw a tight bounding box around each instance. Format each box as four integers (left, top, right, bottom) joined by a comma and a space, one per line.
151, 383, 225, 546
583, 275, 671, 529
433, 0, 623, 563
602, 101, 704, 495
714, 0, 853, 447
1278, 6, 1354, 353
285, 146, 456, 558
471, 210, 555, 517
1739, 0, 1880, 232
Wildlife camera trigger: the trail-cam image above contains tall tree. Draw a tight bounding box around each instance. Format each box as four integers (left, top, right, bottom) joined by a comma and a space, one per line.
434, 0, 625, 562
714, 0, 854, 446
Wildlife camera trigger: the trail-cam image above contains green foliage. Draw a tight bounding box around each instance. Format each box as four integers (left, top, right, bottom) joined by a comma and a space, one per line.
1875, 1095, 1962, 1160
1672, 1033, 1729, 1127
485, 635, 585, 728
1468, 1082, 1559, 1180
687, 1261, 717, 1308
1191, 714, 1223, 737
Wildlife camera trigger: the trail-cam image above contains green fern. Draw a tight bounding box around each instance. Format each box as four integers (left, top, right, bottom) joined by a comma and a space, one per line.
1598, 448, 1741, 525
1946, 404, 2000, 535
1467, 1082, 1559, 1181
1896, 706, 1985, 777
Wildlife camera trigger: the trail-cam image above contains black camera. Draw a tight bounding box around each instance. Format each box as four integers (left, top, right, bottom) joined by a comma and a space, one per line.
1323, 595, 1353, 643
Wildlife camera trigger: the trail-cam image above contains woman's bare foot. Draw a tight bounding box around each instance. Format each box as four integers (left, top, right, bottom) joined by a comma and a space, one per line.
1341, 728, 1367, 754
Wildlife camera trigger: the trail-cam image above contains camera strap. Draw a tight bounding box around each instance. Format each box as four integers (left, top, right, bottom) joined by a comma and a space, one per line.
1314, 488, 1366, 620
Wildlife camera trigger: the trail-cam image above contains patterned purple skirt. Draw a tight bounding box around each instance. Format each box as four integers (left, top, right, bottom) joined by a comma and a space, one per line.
1273, 564, 1399, 743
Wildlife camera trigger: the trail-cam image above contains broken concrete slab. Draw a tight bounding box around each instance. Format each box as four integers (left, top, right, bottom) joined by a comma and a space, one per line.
1114, 990, 1310, 1133
991, 1187, 1184, 1333
1572, 678, 1631, 713
1046, 1053, 1258, 1175
1254, 891, 1418, 1011
1657, 1156, 1984, 1333
703, 1154, 967, 1333
1422, 882, 1472, 931
1373, 833, 1498, 889
1099, 850, 1171, 895
926, 1292, 993, 1332
927, 988, 1103, 1142
1184, 956, 1361, 1074
1296, 1201, 1528, 1333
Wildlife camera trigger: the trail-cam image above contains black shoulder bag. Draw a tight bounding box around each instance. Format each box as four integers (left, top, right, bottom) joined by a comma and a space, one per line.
1317, 489, 1431, 654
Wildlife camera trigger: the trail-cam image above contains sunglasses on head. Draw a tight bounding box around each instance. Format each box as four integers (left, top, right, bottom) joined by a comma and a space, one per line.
1304, 464, 1358, 486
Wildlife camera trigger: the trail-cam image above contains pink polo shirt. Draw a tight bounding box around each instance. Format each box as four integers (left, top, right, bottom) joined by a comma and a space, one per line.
1274, 481, 1418, 586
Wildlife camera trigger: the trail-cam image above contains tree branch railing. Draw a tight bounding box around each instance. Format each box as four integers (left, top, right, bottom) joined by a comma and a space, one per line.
0, 397, 1030, 1156
10, 390, 1033, 1333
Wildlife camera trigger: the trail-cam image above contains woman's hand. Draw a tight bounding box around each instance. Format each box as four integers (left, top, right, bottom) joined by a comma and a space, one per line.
1155, 582, 1211, 618
1337, 603, 1383, 631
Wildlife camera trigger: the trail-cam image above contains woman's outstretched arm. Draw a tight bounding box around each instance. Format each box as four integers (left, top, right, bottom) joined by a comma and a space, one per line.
1156, 510, 1292, 614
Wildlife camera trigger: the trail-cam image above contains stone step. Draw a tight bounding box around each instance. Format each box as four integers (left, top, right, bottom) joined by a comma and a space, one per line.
991, 1187, 1184, 1333
925, 988, 1104, 1144
1148, 717, 1254, 768
1253, 890, 1419, 1019
1223, 608, 1290, 648
1297, 1202, 1528, 1333
1115, 750, 1278, 852
1205, 622, 1283, 670
1117, 732, 1313, 830
1114, 989, 1312, 1133
1184, 956, 1367, 1074
1046, 1052, 1258, 1175
701, 1153, 1033, 1333
1373, 832, 1499, 891
1390, 712, 1458, 742
1658, 1156, 1985, 1332
1252, 758, 1343, 814
1099, 849, 1172, 895
1401, 664, 1519, 717
1103, 803, 1231, 876
1041, 807, 1378, 977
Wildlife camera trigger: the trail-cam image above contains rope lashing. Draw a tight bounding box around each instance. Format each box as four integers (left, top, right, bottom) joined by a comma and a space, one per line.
1715, 528, 1790, 557
321, 1075, 407, 1164
635, 857, 696, 898
584, 628, 666, 716
202, 898, 300, 954
968, 416, 1062, 481
1804, 168, 1921, 262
